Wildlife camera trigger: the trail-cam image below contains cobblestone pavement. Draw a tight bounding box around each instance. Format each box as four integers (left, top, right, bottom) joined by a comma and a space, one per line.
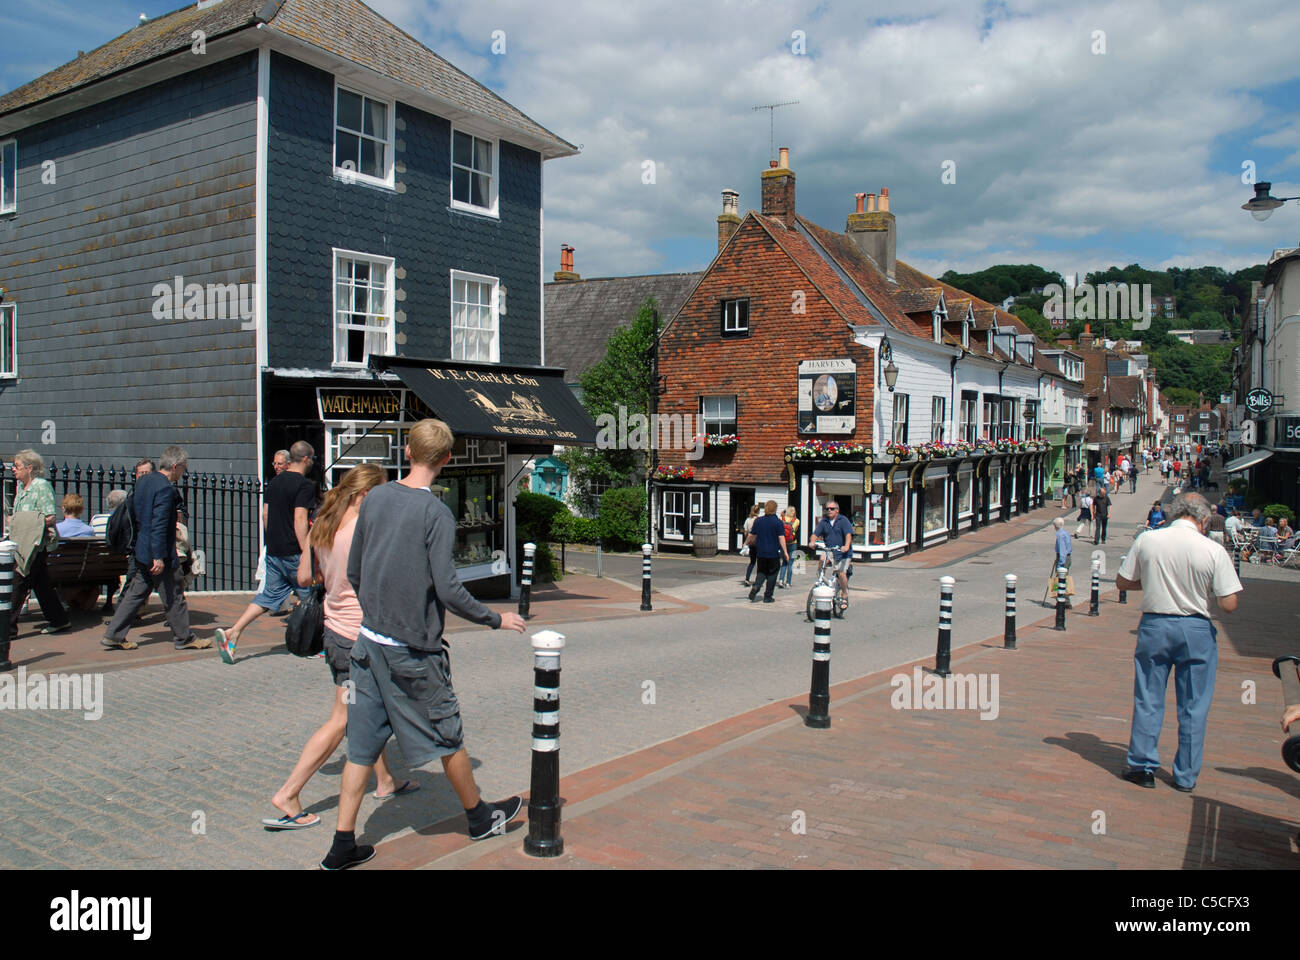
4, 482, 1288, 869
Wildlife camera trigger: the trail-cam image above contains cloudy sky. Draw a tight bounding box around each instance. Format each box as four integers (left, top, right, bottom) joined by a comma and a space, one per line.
5, 0, 1300, 284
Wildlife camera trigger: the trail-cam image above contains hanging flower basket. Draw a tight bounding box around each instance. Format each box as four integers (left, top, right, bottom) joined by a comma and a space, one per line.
789, 440, 869, 459
653, 465, 695, 481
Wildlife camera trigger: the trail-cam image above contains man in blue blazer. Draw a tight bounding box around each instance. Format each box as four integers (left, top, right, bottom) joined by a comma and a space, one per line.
101, 446, 212, 652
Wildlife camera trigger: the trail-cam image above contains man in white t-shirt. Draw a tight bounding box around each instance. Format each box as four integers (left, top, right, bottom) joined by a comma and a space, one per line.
1115, 492, 1243, 792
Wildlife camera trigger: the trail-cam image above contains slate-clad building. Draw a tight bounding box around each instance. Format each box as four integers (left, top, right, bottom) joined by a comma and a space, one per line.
0, 0, 589, 589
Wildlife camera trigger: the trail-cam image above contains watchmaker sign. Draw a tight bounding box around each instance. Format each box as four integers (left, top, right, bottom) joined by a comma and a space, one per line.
798, 359, 856, 434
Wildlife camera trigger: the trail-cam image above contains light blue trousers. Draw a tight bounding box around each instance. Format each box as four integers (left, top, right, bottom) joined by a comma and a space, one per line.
1126, 613, 1218, 786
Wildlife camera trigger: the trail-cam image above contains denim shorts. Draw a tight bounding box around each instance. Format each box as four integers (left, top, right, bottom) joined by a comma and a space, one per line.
345, 635, 464, 767
252, 552, 310, 612
323, 626, 353, 686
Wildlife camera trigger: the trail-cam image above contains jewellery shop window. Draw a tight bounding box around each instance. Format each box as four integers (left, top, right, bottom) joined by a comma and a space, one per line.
434, 438, 505, 568
327, 426, 403, 487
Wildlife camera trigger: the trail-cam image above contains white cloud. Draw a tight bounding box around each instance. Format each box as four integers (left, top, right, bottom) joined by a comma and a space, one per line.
341, 0, 1300, 278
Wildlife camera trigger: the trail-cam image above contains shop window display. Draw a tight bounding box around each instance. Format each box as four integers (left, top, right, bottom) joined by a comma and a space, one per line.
957, 470, 973, 516
922, 475, 947, 535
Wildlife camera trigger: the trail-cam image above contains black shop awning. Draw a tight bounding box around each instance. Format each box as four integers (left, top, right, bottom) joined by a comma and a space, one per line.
370, 355, 598, 446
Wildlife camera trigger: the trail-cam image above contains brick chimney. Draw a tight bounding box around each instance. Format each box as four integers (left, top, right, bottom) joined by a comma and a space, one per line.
553, 244, 579, 282
717, 189, 741, 251
846, 186, 896, 282
1078, 322, 1094, 349
760, 147, 795, 226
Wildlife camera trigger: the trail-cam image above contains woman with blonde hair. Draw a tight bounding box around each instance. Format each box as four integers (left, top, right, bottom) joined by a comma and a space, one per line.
263, 464, 409, 829
742, 504, 761, 585
777, 506, 800, 587
4, 450, 71, 657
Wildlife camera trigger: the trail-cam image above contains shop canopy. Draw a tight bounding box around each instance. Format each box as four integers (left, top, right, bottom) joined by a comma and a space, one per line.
1224, 449, 1273, 473
370, 355, 599, 446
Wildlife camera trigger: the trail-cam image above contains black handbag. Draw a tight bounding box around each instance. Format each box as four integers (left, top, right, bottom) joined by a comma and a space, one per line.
284, 549, 326, 657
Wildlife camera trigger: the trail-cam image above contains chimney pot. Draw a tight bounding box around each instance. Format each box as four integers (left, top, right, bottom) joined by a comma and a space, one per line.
717, 189, 742, 250
778, 146, 789, 169
854, 192, 866, 214
879, 187, 890, 212
866, 192, 876, 212
553, 244, 579, 282
769, 160, 778, 169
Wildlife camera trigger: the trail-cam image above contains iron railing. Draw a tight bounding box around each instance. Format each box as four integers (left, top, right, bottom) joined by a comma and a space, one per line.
1, 462, 262, 591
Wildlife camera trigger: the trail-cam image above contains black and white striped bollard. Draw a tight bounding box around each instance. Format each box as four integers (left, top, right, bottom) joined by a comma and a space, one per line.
640, 543, 653, 612
1088, 558, 1100, 617
1054, 565, 1068, 631
524, 629, 564, 858
1003, 574, 1017, 650
0, 540, 14, 667
1118, 554, 1128, 604
935, 576, 954, 678
1232, 541, 1241, 577
805, 584, 834, 729
519, 541, 535, 620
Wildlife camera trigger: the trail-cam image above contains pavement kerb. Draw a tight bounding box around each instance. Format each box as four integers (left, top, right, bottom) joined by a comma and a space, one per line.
394, 585, 1115, 870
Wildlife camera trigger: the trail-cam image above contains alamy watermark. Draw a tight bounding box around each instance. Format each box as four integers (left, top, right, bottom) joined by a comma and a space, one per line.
152, 275, 256, 329
1042, 282, 1152, 330
595, 405, 707, 460
889, 666, 999, 720
0, 667, 103, 720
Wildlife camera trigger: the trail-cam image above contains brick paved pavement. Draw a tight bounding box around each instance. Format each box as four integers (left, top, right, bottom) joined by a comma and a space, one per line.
398, 575, 1300, 870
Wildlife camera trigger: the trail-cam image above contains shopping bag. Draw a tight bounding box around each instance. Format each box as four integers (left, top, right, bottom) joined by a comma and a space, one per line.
1048, 573, 1077, 596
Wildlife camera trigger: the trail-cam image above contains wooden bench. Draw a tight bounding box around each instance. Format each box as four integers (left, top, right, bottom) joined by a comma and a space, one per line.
45, 539, 129, 612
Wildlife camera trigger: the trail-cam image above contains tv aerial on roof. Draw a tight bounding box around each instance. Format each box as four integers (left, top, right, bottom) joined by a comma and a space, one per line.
752, 101, 799, 161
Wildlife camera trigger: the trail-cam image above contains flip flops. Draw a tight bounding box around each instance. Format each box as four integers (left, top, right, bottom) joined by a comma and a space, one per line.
262, 811, 320, 830
375, 780, 419, 801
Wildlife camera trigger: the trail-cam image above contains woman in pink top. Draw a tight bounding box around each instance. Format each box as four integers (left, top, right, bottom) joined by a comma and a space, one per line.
264, 464, 411, 829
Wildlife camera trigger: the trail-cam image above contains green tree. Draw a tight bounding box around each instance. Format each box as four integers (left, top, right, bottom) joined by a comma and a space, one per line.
561, 298, 658, 515
1163, 386, 1199, 406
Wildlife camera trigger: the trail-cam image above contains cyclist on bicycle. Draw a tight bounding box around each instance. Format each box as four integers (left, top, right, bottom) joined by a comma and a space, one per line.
807, 500, 853, 610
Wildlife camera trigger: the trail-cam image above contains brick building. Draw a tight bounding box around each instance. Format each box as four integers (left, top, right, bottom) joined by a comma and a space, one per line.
653, 150, 1061, 560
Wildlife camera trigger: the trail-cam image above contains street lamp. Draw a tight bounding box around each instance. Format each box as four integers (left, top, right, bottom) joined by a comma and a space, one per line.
879, 335, 899, 392
1241, 182, 1300, 222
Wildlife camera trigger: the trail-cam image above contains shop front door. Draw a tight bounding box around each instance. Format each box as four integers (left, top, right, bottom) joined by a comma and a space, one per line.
730, 487, 755, 552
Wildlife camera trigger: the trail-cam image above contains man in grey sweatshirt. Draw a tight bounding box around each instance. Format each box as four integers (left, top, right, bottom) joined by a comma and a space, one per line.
320, 418, 525, 871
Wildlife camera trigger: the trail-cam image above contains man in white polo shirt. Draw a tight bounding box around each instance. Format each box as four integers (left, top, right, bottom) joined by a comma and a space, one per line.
1115, 492, 1243, 792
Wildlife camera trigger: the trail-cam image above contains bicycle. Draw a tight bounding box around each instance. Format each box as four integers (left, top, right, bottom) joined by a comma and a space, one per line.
805, 544, 849, 621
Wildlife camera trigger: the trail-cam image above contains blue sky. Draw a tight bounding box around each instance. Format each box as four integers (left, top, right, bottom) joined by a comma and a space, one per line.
5, 0, 1299, 283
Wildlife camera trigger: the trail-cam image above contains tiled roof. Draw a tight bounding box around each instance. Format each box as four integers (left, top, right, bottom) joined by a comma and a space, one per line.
0, 0, 266, 116
757, 215, 879, 328
0, 0, 575, 157
544, 273, 703, 384
1107, 375, 1143, 409
793, 217, 925, 335
892, 287, 943, 314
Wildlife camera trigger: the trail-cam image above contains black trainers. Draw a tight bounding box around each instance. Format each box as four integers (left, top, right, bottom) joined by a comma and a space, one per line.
468, 796, 523, 840
1121, 767, 1155, 788
319, 843, 376, 870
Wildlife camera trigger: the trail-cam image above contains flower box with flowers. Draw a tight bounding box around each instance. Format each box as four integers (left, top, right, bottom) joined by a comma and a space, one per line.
696, 433, 738, 449
789, 440, 869, 460
885, 441, 915, 461
996, 439, 1024, 453
653, 465, 695, 481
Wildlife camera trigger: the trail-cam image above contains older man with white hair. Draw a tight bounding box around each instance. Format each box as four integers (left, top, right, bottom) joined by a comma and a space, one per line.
1116, 492, 1242, 792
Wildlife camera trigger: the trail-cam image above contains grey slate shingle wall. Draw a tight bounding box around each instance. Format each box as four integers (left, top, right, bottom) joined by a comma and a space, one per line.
0, 52, 259, 474
265, 53, 543, 370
